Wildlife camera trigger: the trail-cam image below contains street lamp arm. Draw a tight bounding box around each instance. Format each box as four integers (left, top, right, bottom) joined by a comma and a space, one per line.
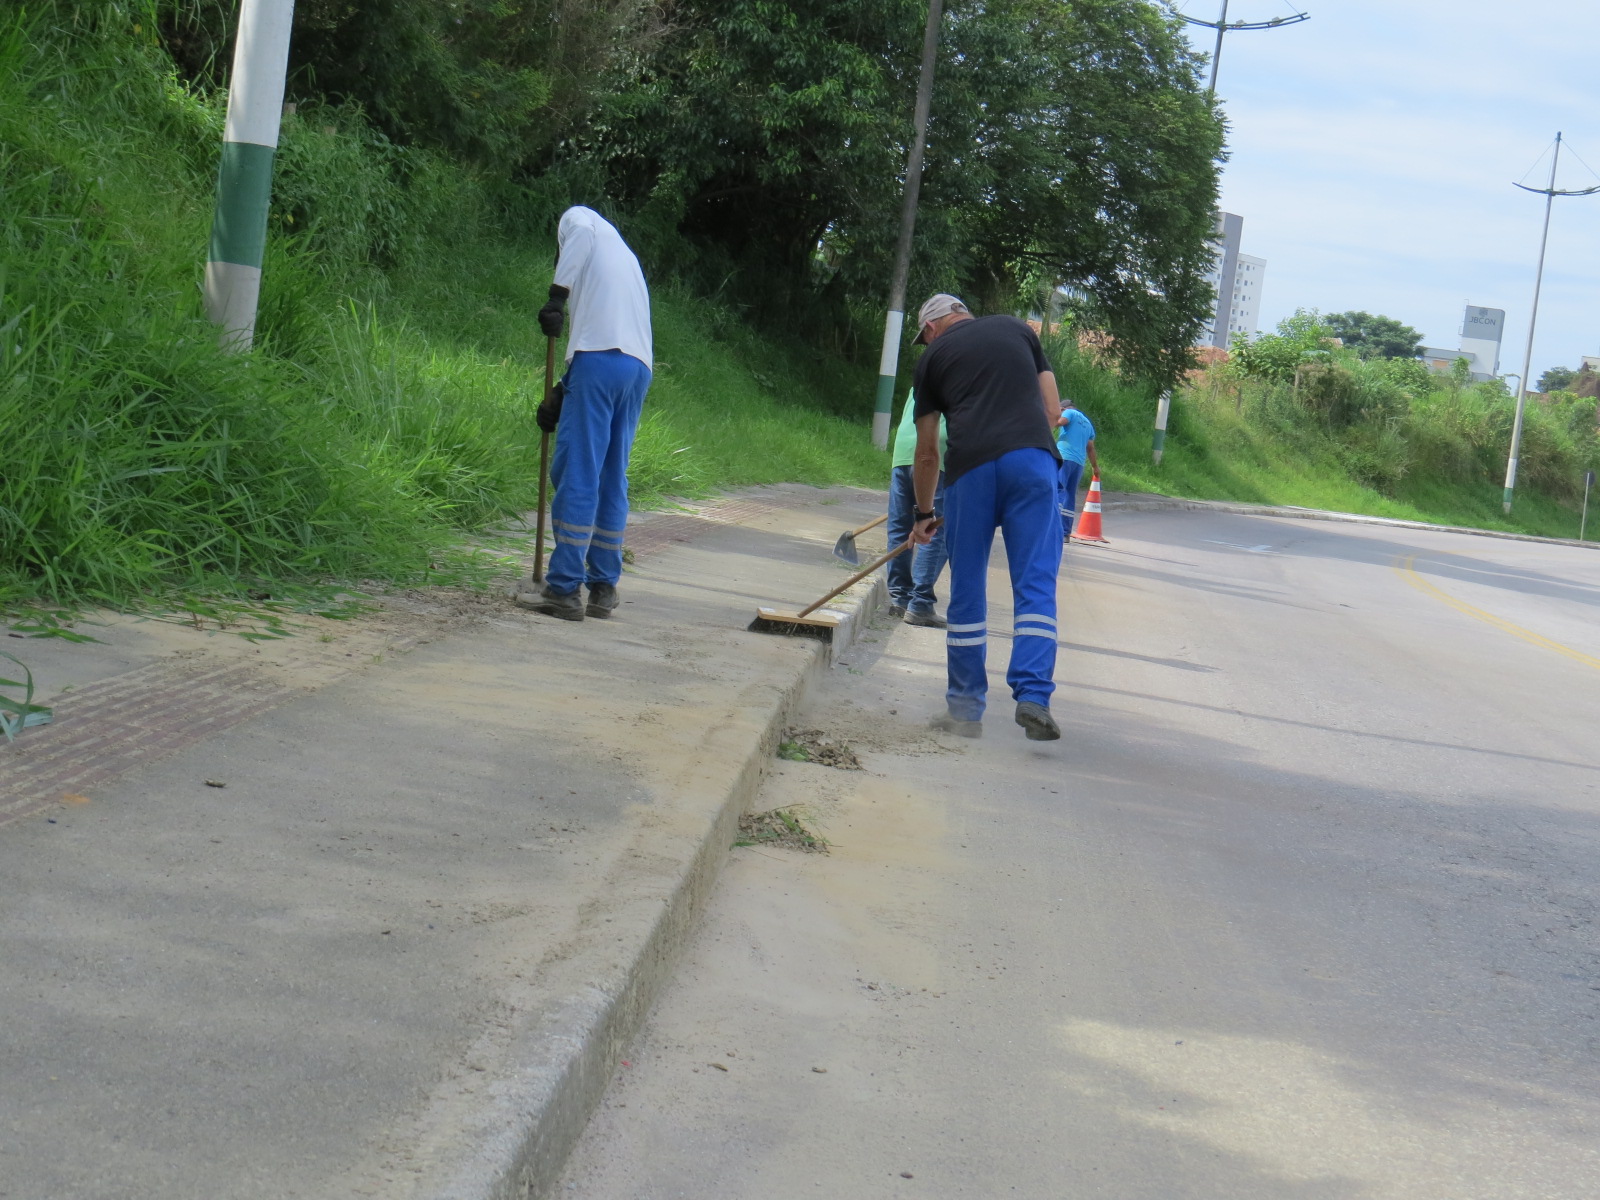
1512, 182, 1600, 197
1178, 13, 1309, 30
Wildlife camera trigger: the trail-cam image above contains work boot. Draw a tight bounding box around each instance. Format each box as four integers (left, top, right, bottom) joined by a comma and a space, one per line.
586, 582, 619, 619
513, 582, 584, 621
1014, 701, 1060, 741
930, 712, 982, 739
885, 603, 907, 619
904, 607, 947, 628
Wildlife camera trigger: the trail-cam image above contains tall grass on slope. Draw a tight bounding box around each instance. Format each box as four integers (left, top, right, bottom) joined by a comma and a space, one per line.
1, 8, 890, 613
0, 12, 540, 608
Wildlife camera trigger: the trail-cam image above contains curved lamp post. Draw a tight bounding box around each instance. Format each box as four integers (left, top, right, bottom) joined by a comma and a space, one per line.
1175, 1, 1309, 97
1504, 132, 1600, 514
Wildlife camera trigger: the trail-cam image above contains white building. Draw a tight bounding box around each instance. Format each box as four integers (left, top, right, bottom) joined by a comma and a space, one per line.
1419, 304, 1505, 383
1198, 213, 1265, 348
1229, 255, 1266, 343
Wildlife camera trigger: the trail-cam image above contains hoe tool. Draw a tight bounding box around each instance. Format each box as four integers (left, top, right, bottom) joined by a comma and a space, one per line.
752, 522, 939, 642
832, 513, 888, 566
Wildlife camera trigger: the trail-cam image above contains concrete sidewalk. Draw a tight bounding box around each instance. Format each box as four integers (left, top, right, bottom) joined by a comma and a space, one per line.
0, 485, 890, 1200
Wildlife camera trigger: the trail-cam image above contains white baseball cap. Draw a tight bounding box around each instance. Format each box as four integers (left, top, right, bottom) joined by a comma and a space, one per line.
914, 293, 968, 344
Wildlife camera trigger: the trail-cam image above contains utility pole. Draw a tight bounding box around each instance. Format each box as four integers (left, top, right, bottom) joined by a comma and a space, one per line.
1176, 1, 1309, 99
204, 0, 296, 351
870, 0, 944, 449
1504, 133, 1600, 514
1152, 390, 1172, 465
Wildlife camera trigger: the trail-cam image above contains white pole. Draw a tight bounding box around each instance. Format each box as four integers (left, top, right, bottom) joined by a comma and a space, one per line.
1505, 133, 1561, 514
1152, 390, 1172, 465
871, 0, 944, 449
204, 0, 296, 351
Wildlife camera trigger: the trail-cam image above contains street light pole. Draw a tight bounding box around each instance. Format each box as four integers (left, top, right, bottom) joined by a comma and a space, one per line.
1177, 2, 1309, 100
1208, 0, 1229, 94
870, 0, 944, 449
1504, 132, 1600, 514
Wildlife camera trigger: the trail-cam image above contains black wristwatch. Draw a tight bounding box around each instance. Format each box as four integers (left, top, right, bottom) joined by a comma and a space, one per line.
913, 508, 937, 522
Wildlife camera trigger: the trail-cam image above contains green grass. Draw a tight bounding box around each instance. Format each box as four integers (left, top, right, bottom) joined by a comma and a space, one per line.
1042, 331, 1597, 542
0, 9, 886, 613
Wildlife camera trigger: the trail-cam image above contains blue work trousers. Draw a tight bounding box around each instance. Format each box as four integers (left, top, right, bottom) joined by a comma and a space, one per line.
885, 465, 947, 613
1057, 458, 1084, 538
547, 349, 652, 594
941, 448, 1062, 722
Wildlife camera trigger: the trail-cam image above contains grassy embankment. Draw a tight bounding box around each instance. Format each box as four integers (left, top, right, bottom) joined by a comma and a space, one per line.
5, 9, 1590, 627
0, 10, 884, 615
1045, 331, 1598, 541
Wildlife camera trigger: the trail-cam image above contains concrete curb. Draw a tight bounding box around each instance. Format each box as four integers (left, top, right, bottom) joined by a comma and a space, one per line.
1103, 492, 1600, 550
423, 573, 887, 1200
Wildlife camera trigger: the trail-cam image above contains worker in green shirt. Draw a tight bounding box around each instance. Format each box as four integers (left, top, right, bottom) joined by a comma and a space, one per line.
886, 391, 949, 626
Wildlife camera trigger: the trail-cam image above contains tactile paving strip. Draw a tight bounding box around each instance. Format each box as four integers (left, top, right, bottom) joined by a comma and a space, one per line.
0, 661, 289, 828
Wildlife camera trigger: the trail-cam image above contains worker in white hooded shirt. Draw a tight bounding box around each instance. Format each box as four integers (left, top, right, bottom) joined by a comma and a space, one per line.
514, 206, 653, 621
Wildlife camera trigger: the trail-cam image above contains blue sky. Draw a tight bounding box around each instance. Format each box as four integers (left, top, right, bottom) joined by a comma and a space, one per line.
1172, 0, 1600, 383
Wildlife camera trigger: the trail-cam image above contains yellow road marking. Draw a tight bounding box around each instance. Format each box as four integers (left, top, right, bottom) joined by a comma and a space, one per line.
1395, 553, 1600, 673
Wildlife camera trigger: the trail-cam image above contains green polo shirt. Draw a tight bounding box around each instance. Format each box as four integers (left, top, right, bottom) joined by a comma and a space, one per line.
890, 391, 947, 469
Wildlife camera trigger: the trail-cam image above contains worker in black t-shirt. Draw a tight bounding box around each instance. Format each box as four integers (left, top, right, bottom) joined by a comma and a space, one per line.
908, 294, 1064, 742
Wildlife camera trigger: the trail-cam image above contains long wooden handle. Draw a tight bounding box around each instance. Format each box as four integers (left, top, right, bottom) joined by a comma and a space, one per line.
800, 518, 934, 624
849, 513, 889, 538
797, 524, 936, 619
533, 336, 556, 582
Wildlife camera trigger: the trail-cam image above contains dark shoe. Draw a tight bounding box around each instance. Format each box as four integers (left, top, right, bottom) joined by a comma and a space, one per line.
930, 712, 982, 739
904, 608, 947, 628
1014, 701, 1060, 741
586, 582, 619, 619
885, 604, 907, 619
513, 582, 584, 621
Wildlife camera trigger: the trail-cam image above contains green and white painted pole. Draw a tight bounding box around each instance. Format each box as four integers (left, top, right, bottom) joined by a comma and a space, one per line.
872, 0, 943, 449
204, 0, 296, 351
1152, 390, 1172, 465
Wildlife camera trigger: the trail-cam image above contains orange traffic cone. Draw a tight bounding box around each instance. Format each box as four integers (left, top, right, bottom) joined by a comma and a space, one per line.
1070, 474, 1109, 544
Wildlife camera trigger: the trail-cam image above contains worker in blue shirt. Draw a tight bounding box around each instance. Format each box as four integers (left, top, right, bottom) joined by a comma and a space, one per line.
1054, 403, 1099, 539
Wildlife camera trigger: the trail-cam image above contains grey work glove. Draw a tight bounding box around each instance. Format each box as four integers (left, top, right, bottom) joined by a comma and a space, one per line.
536, 378, 565, 433
537, 284, 569, 339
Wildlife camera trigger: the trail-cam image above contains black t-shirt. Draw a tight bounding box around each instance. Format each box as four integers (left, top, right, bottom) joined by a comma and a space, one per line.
911, 315, 1060, 487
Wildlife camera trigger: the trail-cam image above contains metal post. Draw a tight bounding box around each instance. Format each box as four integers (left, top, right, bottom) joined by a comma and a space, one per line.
204, 0, 296, 351
1582, 470, 1594, 541
1178, 2, 1307, 101
871, 0, 944, 449
1208, 0, 1229, 95
1152, 390, 1172, 465
1505, 134, 1562, 514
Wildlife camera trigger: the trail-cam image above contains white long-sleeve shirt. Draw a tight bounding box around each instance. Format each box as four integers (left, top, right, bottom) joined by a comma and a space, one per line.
553, 206, 652, 368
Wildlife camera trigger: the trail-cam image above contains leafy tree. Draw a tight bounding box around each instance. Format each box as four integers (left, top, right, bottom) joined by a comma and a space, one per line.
1323, 311, 1423, 360
590, 0, 1223, 386
927, 0, 1223, 388
1230, 309, 1335, 383
1538, 365, 1576, 393
156, 0, 659, 171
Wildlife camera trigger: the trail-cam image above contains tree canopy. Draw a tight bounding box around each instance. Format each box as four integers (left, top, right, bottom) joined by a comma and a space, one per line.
1538, 365, 1576, 393
1323, 311, 1424, 360
589, 0, 1224, 385
149, 0, 1225, 389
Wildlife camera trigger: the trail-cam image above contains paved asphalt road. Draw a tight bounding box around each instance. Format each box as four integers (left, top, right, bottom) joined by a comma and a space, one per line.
556, 508, 1600, 1199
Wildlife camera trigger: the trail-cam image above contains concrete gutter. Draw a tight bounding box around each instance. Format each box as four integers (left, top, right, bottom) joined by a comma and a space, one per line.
420, 575, 885, 1200
1105, 491, 1600, 550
